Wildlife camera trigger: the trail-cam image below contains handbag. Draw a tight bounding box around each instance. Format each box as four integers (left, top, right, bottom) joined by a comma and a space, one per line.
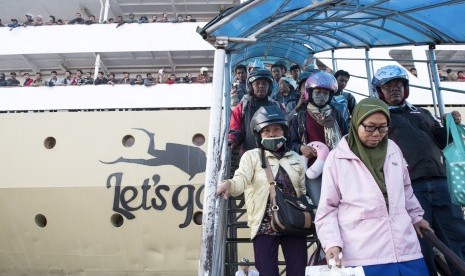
264, 158, 314, 236
443, 113, 465, 206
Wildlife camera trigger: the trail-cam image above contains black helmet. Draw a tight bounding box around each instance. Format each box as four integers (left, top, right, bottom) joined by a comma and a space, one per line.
250, 105, 288, 136
247, 68, 273, 97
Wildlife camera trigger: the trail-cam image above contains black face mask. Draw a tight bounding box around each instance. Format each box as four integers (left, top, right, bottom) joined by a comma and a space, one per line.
261, 136, 286, 152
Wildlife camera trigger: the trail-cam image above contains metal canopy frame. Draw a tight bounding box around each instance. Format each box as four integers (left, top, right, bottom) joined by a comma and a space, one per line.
199, 0, 465, 67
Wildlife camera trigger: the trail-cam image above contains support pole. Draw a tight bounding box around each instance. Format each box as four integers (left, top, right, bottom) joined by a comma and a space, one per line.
94, 53, 101, 77
103, 0, 110, 22
199, 47, 227, 276
365, 48, 373, 97
331, 49, 337, 72
428, 45, 445, 117
211, 53, 232, 276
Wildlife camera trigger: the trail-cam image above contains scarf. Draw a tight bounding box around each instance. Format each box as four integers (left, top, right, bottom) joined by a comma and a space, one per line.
348, 98, 390, 204
306, 103, 341, 150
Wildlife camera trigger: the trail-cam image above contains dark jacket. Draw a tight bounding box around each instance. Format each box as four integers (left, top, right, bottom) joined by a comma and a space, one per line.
388, 105, 447, 181
94, 77, 108, 85
288, 105, 348, 154
228, 95, 281, 152
68, 18, 85, 24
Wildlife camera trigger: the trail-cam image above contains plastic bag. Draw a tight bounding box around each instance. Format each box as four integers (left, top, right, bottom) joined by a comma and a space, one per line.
443, 114, 465, 206
305, 265, 365, 276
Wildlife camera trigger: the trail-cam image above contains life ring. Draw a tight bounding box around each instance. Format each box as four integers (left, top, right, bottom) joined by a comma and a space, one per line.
300, 141, 330, 179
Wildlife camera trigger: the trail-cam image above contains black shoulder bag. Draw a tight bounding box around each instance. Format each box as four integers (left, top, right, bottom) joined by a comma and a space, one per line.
264, 157, 314, 236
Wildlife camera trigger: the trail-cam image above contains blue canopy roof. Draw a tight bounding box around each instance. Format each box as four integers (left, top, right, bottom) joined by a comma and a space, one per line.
198, 0, 465, 67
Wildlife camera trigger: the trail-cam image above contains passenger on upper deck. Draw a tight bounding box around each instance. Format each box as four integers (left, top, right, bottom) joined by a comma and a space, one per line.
85, 15, 97, 25
175, 15, 184, 23
94, 71, 108, 85
138, 16, 148, 23
0, 19, 4, 27
159, 13, 170, 23
458, 70, 465, 81
166, 74, 177, 84
372, 64, 465, 276
130, 74, 143, 85
447, 68, 458, 81
288, 71, 348, 206
71, 70, 84, 85
196, 67, 211, 83
0, 73, 7, 86
144, 73, 155, 86
45, 71, 61, 86
62, 70, 73, 86
186, 14, 196, 22
119, 72, 131, 84
22, 73, 33, 87
6, 72, 20, 86
68, 12, 85, 25
230, 64, 248, 107
82, 72, 94, 85
107, 73, 116, 85
229, 68, 281, 153
34, 15, 44, 26
32, 72, 43, 87
331, 70, 356, 129
151, 15, 158, 23
8, 19, 21, 28
46, 15, 57, 25
23, 14, 34, 26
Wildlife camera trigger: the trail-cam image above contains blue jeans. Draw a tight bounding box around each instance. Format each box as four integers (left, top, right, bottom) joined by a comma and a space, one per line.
412, 177, 465, 276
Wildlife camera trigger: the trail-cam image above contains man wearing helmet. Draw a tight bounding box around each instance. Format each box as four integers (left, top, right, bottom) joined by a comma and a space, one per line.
373, 64, 465, 276
288, 71, 348, 206
196, 67, 211, 83
235, 258, 259, 276
228, 68, 281, 153
218, 105, 308, 276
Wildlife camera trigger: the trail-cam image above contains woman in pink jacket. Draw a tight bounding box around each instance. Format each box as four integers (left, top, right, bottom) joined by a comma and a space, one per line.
315, 98, 433, 275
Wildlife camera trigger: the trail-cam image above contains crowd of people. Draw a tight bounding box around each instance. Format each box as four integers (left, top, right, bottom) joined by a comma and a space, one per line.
0, 11, 196, 28
217, 60, 465, 276
0, 67, 212, 87
410, 67, 465, 82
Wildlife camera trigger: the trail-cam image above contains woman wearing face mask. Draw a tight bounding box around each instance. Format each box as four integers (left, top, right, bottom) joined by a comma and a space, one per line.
217, 105, 308, 276
288, 71, 348, 206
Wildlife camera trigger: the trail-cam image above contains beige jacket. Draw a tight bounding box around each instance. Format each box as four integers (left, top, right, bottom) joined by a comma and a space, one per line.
229, 148, 306, 239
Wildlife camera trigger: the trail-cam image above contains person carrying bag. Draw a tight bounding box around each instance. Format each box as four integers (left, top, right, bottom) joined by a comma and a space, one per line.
443, 113, 465, 206
217, 105, 309, 276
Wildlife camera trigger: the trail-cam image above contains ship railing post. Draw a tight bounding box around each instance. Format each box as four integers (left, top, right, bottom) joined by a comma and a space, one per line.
199, 40, 228, 276
428, 45, 445, 117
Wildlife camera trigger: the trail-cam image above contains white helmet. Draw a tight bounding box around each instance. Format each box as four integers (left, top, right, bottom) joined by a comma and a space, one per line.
200, 67, 208, 73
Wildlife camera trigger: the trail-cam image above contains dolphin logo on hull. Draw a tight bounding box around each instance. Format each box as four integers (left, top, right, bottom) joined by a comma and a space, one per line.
101, 128, 206, 180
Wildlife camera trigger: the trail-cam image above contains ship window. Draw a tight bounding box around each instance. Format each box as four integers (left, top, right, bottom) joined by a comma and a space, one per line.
122, 135, 135, 147
192, 134, 205, 146
193, 211, 203, 225
35, 214, 47, 228
111, 213, 124, 227
44, 137, 56, 149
